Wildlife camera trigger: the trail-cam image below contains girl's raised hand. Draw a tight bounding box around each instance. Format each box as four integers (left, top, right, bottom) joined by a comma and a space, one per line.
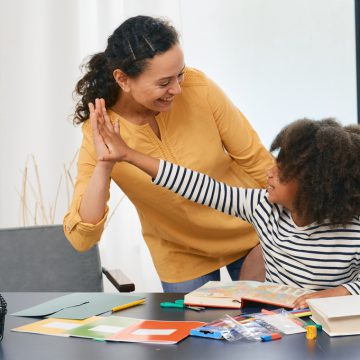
92, 98, 131, 162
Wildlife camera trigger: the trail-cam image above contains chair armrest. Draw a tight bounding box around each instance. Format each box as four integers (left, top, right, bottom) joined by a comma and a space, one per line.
102, 267, 135, 292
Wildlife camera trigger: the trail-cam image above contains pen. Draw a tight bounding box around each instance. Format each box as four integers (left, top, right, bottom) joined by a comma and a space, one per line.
111, 299, 145, 313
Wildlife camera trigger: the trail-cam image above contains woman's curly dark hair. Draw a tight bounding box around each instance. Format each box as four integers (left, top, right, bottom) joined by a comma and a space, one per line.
73, 15, 179, 124
270, 118, 360, 226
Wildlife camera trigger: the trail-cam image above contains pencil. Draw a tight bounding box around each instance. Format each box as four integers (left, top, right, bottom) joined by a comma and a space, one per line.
111, 299, 145, 313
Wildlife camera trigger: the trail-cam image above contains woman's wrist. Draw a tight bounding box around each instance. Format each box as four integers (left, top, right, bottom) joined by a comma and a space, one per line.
123, 147, 137, 164
96, 160, 115, 175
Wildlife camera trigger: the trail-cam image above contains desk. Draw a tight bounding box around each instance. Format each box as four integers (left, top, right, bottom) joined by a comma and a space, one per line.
1, 292, 359, 360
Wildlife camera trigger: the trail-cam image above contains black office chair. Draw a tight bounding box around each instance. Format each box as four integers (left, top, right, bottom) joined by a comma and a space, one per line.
0, 225, 135, 292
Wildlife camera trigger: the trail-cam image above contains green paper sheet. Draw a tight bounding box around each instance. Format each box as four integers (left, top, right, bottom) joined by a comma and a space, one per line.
11, 293, 145, 319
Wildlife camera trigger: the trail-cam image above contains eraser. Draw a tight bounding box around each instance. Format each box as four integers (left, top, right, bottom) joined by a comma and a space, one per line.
261, 333, 282, 342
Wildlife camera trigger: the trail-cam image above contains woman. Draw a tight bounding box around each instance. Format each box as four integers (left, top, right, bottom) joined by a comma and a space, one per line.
63, 15, 273, 292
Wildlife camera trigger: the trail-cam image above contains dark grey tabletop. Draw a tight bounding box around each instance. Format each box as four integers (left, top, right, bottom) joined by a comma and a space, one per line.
1, 292, 359, 360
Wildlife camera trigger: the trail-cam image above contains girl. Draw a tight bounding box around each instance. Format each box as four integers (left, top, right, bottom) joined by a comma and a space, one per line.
92, 107, 360, 308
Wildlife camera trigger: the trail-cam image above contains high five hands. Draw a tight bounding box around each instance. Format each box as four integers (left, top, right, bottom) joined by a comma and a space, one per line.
88, 98, 159, 178
89, 98, 130, 163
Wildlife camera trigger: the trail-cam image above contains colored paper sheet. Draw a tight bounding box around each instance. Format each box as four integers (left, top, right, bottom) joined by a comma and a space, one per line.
12, 316, 204, 344
68, 316, 141, 340
12, 317, 98, 336
12, 293, 145, 319
108, 319, 205, 344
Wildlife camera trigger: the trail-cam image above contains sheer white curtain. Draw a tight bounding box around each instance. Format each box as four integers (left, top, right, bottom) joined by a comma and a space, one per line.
0, 0, 356, 292
0, 0, 182, 292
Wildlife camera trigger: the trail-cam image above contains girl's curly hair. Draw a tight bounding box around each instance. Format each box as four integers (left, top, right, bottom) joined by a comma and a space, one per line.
270, 118, 360, 225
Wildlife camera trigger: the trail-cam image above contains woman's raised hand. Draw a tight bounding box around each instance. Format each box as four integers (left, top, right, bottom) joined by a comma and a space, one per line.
89, 98, 131, 163
89, 99, 112, 164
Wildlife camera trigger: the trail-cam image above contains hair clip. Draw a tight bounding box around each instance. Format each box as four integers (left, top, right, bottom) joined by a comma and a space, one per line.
143, 36, 155, 52
127, 39, 136, 61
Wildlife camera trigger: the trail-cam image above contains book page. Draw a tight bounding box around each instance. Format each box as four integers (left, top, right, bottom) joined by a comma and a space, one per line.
241, 283, 313, 308
185, 281, 313, 308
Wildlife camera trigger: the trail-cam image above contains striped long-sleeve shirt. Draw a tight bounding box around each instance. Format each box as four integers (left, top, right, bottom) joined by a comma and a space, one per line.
153, 160, 360, 295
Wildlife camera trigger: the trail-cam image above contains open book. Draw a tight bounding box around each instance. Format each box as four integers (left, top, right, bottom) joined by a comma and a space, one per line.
308, 295, 360, 336
184, 281, 314, 309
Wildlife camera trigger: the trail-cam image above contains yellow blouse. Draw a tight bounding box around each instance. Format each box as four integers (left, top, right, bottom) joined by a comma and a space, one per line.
63, 67, 273, 282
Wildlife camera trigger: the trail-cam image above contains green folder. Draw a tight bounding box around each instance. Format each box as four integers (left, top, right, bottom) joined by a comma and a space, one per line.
11, 293, 145, 319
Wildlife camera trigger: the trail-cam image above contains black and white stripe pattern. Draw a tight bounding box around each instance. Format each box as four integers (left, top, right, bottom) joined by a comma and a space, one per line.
153, 160, 360, 294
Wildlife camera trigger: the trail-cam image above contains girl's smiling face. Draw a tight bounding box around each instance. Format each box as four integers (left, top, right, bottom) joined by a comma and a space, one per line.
267, 164, 298, 211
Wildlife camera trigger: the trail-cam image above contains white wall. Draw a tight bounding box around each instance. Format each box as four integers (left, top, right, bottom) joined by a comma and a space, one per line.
181, 0, 357, 147
0, 0, 356, 292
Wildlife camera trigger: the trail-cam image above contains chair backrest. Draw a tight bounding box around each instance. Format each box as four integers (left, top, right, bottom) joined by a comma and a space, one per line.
0, 225, 103, 292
